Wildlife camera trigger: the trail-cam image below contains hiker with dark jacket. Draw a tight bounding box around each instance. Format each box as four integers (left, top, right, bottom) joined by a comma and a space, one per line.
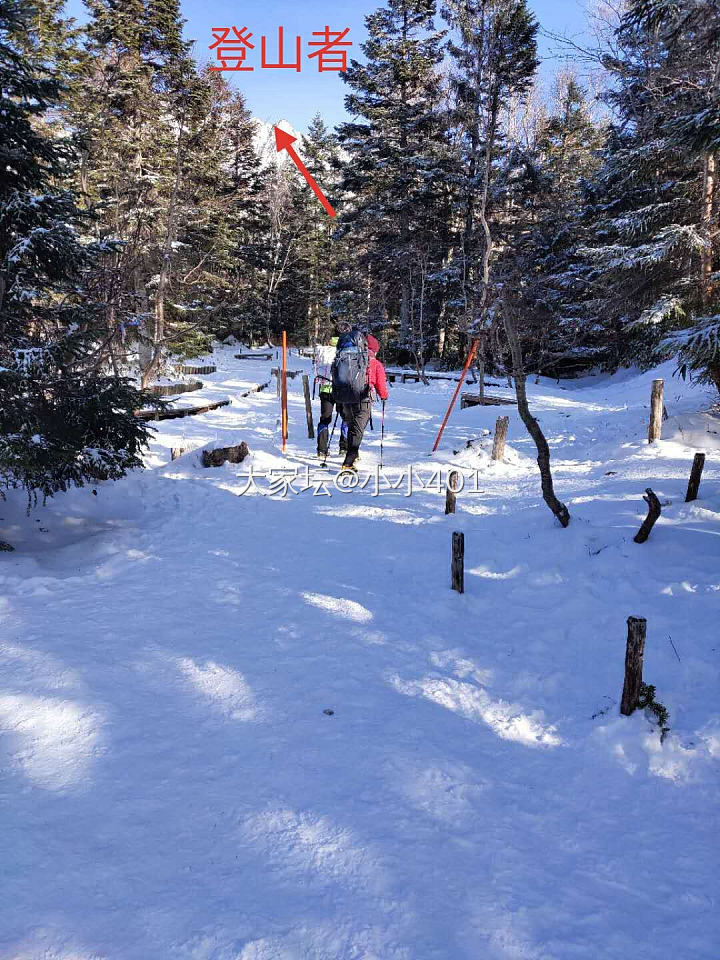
333, 332, 388, 472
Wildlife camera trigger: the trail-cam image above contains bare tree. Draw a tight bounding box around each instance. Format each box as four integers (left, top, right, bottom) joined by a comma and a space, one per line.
500, 284, 570, 527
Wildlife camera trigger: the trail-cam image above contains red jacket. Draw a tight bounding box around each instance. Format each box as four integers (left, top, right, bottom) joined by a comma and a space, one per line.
368, 354, 388, 401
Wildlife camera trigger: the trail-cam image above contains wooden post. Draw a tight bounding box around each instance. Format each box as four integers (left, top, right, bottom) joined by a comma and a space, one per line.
621, 617, 647, 715
491, 416, 509, 461
302, 374, 315, 439
171, 447, 187, 461
451, 531, 464, 594
275, 368, 281, 398
477, 358, 485, 402
648, 379, 664, 443
445, 470, 459, 515
281, 331, 288, 453
685, 452, 706, 502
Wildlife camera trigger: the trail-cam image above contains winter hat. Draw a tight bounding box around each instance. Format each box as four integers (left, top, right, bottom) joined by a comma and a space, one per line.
366, 334, 379, 354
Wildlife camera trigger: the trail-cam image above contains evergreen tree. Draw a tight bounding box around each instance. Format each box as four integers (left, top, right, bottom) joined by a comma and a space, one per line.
443, 0, 539, 364
624, 0, 720, 390
294, 114, 343, 344
564, 0, 720, 386
0, 0, 149, 501
517, 75, 606, 373
337, 0, 448, 363
75, 0, 196, 384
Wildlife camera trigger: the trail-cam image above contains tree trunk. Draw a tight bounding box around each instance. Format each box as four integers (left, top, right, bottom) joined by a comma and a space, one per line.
701, 152, 716, 304
501, 289, 570, 527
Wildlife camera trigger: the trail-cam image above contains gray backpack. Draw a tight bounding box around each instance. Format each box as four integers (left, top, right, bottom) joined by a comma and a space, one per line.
332, 330, 369, 404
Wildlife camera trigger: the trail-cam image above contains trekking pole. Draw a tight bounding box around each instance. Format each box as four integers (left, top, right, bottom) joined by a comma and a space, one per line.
380, 400, 386, 469
323, 412, 339, 469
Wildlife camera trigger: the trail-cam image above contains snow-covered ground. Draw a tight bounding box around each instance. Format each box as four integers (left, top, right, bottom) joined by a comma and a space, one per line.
1, 346, 719, 959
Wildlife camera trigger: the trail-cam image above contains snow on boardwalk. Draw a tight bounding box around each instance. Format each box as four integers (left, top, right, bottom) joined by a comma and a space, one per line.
0, 347, 718, 959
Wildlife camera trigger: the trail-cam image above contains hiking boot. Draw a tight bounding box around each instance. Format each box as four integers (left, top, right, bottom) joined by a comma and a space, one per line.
339, 463, 357, 474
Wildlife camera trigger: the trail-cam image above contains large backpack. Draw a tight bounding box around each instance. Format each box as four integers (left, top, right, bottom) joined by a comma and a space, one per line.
332, 330, 369, 404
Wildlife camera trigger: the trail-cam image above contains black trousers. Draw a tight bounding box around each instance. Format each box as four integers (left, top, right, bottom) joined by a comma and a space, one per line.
317, 393, 348, 454
341, 400, 372, 467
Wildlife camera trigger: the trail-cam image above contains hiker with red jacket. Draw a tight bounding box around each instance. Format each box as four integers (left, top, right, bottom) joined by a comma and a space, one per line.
331, 328, 388, 473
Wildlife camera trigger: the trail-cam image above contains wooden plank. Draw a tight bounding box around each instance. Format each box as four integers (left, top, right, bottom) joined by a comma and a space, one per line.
181, 364, 216, 375
235, 353, 273, 360
144, 380, 203, 397
135, 398, 230, 421
460, 393, 515, 409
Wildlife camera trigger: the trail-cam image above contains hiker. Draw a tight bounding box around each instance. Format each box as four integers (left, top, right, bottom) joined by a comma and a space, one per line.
331, 330, 388, 472
315, 337, 348, 458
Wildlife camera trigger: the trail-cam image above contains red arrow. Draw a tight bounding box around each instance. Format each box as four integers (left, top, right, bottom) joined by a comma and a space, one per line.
274, 125, 336, 219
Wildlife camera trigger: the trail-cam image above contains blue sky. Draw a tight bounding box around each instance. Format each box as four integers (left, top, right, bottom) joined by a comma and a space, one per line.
64, 0, 591, 132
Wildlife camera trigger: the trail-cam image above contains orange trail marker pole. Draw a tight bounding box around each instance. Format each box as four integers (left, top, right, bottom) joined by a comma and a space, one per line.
432, 338, 480, 453
281, 330, 288, 453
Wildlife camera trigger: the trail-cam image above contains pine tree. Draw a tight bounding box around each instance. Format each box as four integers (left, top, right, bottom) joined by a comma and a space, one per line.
0, 0, 149, 502
517, 75, 606, 374
294, 114, 342, 344
75, 0, 196, 384
623, 0, 720, 390
565, 0, 720, 386
443, 0, 539, 365
336, 0, 448, 364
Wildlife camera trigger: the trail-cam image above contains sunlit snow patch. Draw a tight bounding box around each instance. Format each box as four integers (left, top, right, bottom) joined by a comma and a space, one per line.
0, 694, 103, 790
175, 657, 260, 722
302, 592, 373, 623
391, 676, 562, 747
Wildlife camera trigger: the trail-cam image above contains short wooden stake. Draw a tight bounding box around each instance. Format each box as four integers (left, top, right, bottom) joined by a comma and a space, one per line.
281, 331, 288, 453
491, 416, 509, 461
634, 487, 661, 543
451, 531, 464, 594
445, 471, 459, 515
648, 379, 664, 443
302, 374, 315, 439
685, 452, 706, 502
621, 617, 647, 715
171, 447, 187, 461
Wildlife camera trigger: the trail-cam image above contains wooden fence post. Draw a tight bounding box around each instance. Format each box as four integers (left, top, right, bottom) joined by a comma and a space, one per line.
621, 617, 647, 715
171, 447, 187, 461
451, 531, 464, 594
685, 452, 706, 502
445, 471, 459, 515
648, 379, 664, 443
492, 416, 509, 461
302, 374, 315, 439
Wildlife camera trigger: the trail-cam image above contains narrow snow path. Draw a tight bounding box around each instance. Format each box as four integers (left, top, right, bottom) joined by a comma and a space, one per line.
1, 348, 718, 959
